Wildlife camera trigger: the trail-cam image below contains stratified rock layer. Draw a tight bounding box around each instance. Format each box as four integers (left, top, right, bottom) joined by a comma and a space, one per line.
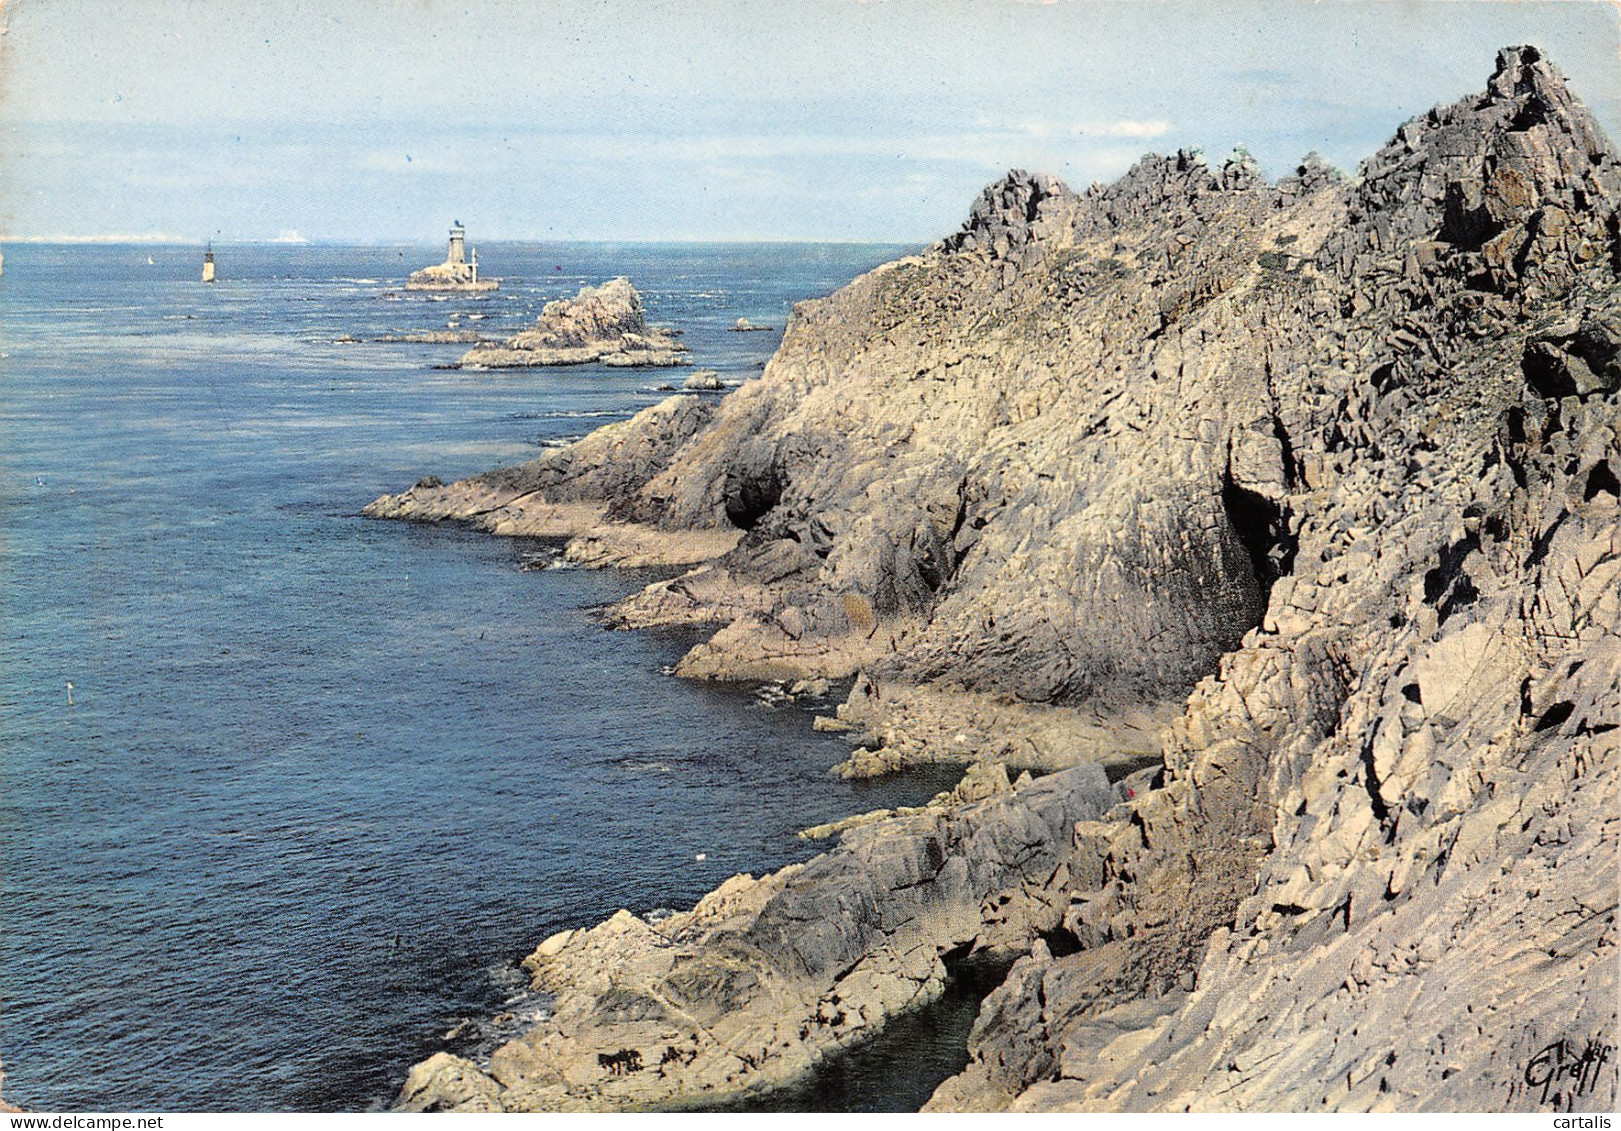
459, 277, 687, 368
396, 766, 1117, 1111
378, 47, 1618, 1112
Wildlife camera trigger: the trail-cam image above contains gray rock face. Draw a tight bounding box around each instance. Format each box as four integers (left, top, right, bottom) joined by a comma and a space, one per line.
459, 277, 688, 368
378, 46, 1617, 1112
925, 44, 1621, 1114
363, 393, 743, 565
396, 767, 1117, 1111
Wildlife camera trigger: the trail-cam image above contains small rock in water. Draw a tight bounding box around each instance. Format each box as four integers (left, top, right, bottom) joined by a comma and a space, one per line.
683, 369, 723, 391
694, 853, 707, 862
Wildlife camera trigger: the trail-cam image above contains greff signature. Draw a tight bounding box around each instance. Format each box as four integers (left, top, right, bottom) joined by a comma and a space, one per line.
1523, 1037, 1614, 1107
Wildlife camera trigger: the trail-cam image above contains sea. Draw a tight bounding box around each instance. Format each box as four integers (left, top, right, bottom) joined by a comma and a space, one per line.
0, 242, 984, 1112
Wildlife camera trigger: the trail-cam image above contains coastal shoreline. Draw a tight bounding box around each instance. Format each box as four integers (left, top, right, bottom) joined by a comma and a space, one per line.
370, 46, 1619, 1113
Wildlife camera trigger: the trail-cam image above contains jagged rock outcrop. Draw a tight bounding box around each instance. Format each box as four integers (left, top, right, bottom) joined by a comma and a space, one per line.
396, 766, 1117, 1111
940, 169, 1083, 283
378, 47, 1618, 1112
363, 393, 741, 566
924, 45, 1621, 1113
458, 277, 688, 368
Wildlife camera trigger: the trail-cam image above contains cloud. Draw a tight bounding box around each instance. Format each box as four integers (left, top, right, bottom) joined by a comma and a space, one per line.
979, 115, 1173, 142
436, 125, 1172, 175
1093, 118, 1171, 139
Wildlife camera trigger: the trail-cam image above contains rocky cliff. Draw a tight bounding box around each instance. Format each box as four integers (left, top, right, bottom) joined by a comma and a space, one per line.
458, 277, 687, 368
373, 47, 1617, 1112
399, 764, 1117, 1111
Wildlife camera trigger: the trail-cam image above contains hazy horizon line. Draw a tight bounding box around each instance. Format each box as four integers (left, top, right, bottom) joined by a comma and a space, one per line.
0, 234, 931, 248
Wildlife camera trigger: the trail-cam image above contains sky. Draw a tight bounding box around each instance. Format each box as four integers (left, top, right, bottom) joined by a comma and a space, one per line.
1, 0, 1618, 243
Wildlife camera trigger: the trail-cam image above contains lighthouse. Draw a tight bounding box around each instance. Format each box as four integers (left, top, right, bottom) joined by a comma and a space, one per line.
202, 243, 216, 284
405, 221, 498, 291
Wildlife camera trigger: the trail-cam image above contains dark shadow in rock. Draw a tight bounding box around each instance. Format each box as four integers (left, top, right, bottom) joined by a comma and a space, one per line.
707, 953, 1014, 1113
1221, 478, 1296, 599
1584, 459, 1619, 501
723, 462, 784, 531
1424, 531, 1482, 625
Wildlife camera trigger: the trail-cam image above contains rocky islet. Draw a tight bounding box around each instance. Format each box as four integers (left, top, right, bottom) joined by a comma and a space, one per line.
456, 276, 688, 369
372, 48, 1618, 1112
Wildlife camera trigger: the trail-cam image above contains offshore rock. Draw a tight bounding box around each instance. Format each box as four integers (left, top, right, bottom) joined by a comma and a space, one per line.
382, 47, 1618, 1112
459, 277, 688, 369
684, 369, 724, 391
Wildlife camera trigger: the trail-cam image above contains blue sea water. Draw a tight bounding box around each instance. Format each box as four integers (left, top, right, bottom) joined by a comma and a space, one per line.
0, 242, 970, 1112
